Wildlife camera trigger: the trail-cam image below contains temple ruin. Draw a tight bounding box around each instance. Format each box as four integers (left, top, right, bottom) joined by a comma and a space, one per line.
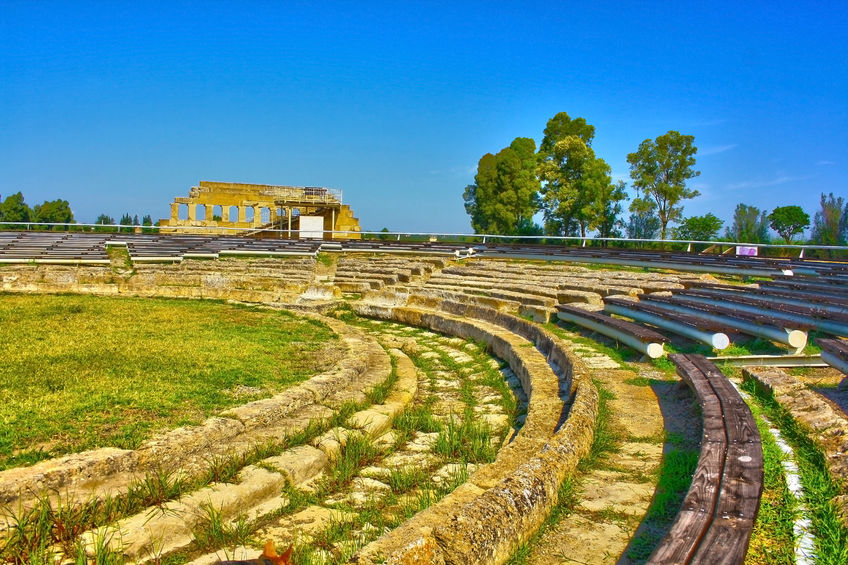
158, 181, 361, 238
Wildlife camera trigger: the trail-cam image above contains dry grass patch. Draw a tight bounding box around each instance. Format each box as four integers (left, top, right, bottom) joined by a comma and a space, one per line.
0, 294, 342, 470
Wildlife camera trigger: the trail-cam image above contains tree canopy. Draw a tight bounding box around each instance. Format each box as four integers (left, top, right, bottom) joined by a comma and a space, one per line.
0, 192, 31, 223
32, 199, 74, 226
463, 137, 540, 235
673, 213, 723, 241
726, 203, 769, 243
768, 205, 810, 244
811, 192, 848, 245
538, 112, 626, 237
626, 130, 700, 239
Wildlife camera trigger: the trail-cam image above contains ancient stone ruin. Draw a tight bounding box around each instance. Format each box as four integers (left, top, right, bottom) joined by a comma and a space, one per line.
158, 181, 361, 238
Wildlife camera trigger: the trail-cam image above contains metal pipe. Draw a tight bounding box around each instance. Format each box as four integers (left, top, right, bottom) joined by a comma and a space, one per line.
706, 354, 826, 368
604, 303, 730, 350
821, 350, 848, 376
556, 310, 664, 358
700, 289, 848, 316
674, 294, 848, 337
641, 300, 807, 351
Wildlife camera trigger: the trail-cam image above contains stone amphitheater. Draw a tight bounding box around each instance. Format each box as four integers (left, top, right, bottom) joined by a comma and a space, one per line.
1, 234, 847, 565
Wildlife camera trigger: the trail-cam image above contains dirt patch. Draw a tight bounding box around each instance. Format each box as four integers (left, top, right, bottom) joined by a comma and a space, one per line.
522, 353, 702, 565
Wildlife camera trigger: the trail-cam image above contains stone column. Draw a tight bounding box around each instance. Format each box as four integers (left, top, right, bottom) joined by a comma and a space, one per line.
287, 207, 292, 238
205, 205, 214, 222
170, 202, 179, 221
253, 205, 261, 226
188, 204, 196, 221
238, 206, 246, 223
222, 205, 230, 223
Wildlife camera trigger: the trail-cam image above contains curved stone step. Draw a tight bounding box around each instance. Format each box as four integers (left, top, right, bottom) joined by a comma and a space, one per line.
78, 348, 418, 562
349, 301, 598, 564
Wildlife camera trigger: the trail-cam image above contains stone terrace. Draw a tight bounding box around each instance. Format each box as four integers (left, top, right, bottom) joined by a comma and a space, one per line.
1, 248, 847, 564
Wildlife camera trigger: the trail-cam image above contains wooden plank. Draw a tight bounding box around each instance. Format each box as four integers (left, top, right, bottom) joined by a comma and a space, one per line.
652, 355, 763, 564
818, 338, 848, 361
692, 517, 756, 564
606, 296, 732, 332
648, 442, 725, 564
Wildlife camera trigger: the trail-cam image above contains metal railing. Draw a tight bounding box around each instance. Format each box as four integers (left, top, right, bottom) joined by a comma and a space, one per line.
1, 222, 847, 256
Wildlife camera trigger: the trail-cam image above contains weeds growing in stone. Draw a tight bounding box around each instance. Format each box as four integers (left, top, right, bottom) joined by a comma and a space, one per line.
325, 434, 381, 491
745, 402, 798, 564
192, 503, 252, 552
742, 378, 848, 563
385, 466, 429, 494
578, 383, 618, 472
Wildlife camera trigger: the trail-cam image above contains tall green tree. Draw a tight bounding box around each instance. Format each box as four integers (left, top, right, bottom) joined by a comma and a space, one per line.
538, 112, 624, 237
142, 214, 155, 234
726, 203, 769, 243
94, 213, 116, 233
119, 213, 134, 233
32, 199, 74, 228
588, 179, 627, 239
625, 186, 660, 239
463, 137, 540, 234
767, 205, 810, 243
626, 130, 700, 239
673, 213, 723, 241
539, 111, 594, 153
811, 192, 848, 245
0, 192, 31, 225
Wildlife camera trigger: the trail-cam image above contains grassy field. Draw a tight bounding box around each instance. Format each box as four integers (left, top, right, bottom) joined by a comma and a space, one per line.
0, 294, 341, 470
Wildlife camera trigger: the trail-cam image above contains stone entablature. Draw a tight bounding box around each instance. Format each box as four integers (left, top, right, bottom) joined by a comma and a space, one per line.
159, 180, 361, 239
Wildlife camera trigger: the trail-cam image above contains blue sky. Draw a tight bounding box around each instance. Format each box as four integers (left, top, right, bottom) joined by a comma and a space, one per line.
2, 1, 846, 234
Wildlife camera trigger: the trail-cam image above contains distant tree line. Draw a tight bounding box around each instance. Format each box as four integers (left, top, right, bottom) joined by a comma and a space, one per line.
0, 192, 155, 233
683, 196, 846, 246
462, 112, 847, 246
0, 192, 74, 227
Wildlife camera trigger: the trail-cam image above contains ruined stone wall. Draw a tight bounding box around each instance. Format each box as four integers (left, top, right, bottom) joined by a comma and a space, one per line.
0, 258, 317, 304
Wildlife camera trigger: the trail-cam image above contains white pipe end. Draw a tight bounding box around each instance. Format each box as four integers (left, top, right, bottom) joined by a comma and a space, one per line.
787, 329, 807, 350
645, 342, 665, 359
712, 333, 731, 350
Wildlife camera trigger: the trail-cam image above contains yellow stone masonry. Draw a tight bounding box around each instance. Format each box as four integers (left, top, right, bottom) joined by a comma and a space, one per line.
158, 180, 361, 238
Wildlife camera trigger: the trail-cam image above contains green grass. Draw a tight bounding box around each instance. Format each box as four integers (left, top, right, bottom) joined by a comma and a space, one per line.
578, 383, 619, 472
745, 402, 797, 564
315, 252, 335, 268
433, 413, 495, 463
0, 294, 340, 470
625, 432, 700, 561
508, 379, 619, 564
742, 377, 848, 564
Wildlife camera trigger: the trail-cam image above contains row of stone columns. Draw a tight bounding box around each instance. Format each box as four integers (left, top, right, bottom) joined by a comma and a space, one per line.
170, 203, 300, 226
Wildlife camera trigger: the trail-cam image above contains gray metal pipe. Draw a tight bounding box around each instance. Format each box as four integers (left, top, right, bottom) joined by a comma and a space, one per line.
556, 310, 664, 358
641, 300, 807, 352
675, 294, 848, 337
707, 289, 848, 316
604, 303, 730, 350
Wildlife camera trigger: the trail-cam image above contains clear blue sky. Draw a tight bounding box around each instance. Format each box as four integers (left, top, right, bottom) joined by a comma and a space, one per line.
2, 1, 846, 234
